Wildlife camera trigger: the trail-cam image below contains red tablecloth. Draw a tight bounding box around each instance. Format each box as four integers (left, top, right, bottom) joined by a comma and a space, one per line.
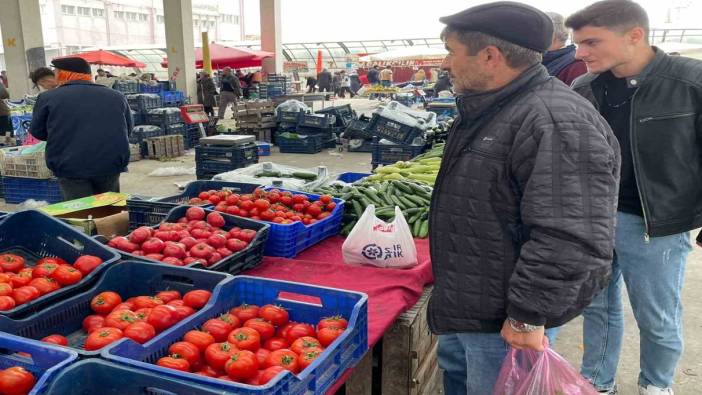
243, 236, 434, 393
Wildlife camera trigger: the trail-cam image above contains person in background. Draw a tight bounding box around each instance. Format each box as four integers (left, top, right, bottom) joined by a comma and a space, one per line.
95, 68, 116, 89
30, 57, 131, 200
338, 70, 355, 98
413, 68, 426, 82
566, 1, 702, 394
379, 65, 394, 87
197, 71, 218, 117
0, 82, 12, 136
1, 70, 8, 87
217, 67, 241, 120
236, 69, 249, 98
543, 12, 587, 85
429, 2, 620, 394
95, 68, 106, 81
306, 74, 317, 93
29, 67, 58, 93
433, 70, 452, 95
332, 72, 341, 96
317, 68, 332, 92
350, 72, 361, 94
366, 65, 380, 85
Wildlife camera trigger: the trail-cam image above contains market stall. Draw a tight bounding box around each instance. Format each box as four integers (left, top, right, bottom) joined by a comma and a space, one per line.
160, 43, 273, 70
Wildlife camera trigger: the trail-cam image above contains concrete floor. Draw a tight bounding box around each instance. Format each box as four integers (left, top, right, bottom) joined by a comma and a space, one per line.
3, 98, 700, 394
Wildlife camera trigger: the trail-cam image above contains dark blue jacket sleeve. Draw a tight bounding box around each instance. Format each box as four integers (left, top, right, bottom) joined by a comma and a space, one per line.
124, 96, 133, 135
30, 95, 49, 141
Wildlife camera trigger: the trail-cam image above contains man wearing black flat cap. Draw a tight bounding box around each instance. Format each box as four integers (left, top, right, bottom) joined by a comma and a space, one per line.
427, 2, 621, 393
30, 56, 131, 200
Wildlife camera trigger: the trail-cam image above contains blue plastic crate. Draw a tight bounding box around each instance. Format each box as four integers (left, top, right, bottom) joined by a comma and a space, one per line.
159, 91, 186, 106
298, 113, 336, 129
316, 104, 355, 127
371, 141, 426, 169
342, 115, 373, 140
0, 261, 233, 358
277, 134, 323, 154
337, 172, 371, 183
146, 108, 183, 127
0, 333, 77, 395
0, 210, 120, 318
256, 141, 271, 156
117, 206, 269, 274
2, 177, 63, 204
261, 187, 344, 258
127, 181, 262, 229
195, 143, 259, 175
185, 124, 204, 149
158, 80, 176, 91
114, 80, 139, 94
345, 138, 374, 152
43, 359, 230, 395
367, 113, 426, 145
138, 84, 162, 94
163, 122, 185, 135
103, 275, 368, 395
276, 110, 304, 124
126, 94, 162, 113
129, 125, 163, 144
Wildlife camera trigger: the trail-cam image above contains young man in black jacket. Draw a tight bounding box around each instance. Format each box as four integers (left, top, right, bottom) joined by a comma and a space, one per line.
567, 1, 702, 394
429, 2, 620, 394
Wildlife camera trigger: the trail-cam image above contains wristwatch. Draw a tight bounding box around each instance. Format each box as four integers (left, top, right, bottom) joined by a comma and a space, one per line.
507, 317, 542, 333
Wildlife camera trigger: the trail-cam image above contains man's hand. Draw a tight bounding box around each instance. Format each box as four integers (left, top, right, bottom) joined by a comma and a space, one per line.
501, 319, 545, 351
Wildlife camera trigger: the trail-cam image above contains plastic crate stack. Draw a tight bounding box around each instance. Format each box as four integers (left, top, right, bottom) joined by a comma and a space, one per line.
125, 93, 162, 126
259, 74, 291, 99
113, 80, 139, 94
145, 107, 184, 136
184, 123, 204, 150
366, 111, 428, 168
371, 136, 427, 169
232, 100, 275, 142
195, 141, 259, 180
129, 125, 164, 157
276, 132, 324, 154
342, 114, 374, 152
296, 112, 338, 149
159, 90, 186, 107
0, 145, 63, 204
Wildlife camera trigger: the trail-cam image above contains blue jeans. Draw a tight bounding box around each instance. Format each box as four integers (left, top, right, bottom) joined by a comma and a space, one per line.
582, 212, 691, 390
438, 328, 559, 395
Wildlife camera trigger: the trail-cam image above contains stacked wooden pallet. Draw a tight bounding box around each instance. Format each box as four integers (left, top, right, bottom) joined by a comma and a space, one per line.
143, 135, 185, 159
233, 101, 275, 142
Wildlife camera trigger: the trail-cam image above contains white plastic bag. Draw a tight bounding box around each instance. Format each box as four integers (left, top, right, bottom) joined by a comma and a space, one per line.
342, 205, 418, 269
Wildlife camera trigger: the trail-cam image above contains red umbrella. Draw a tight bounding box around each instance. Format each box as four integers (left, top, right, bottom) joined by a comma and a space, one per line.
54, 49, 145, 68
161, 43, 273, 69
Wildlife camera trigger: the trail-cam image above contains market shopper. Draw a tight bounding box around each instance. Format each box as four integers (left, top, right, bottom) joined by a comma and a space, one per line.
566, 1, 702, 394
379, 65, 393, 87
0, 70, 7, 87
196, 71, 218, 117
30, 57, 131, 200
543, 12, 588, 85
429, 2, 621, 394
366, 65, 380, 85
317, 68, 332, 92
0, 82, 11, 136
217, 67, 241, 119
338, 71, 355, 98
29, 67, 57, 93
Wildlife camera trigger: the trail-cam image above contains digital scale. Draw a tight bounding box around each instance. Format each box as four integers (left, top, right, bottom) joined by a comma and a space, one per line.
180, 104, 212, 140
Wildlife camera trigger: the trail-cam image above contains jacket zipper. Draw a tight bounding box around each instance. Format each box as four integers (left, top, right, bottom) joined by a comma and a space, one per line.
638, 112, 696, 123
468, 147, 504, 160
629, 91, 651, 242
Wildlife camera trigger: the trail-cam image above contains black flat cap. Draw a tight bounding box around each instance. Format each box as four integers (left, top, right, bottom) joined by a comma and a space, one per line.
51, 57, 91, 74
440, 1, 554, 53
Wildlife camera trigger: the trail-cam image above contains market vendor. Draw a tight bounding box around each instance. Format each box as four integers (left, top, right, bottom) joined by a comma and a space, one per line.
428, 2, 620, 394
29, 67, 57, 93
29, 56, 131, 200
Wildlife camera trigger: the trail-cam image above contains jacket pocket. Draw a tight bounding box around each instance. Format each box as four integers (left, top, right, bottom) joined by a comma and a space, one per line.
466, 147, 507, 161
638, 112, 696, 123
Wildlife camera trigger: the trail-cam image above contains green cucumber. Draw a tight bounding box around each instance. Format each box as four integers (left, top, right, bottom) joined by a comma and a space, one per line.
351, 200, 363, 218
412, 218, 422, 237
419, 220, 429, 238
398, 196, 417, 208
393, 180, 413, 194
291, 171, 318, 181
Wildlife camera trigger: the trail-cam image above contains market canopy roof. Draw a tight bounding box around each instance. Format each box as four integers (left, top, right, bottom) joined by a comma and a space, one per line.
358, 47, 447, 62
54, 49, 145, 68
161, 43, 273, 69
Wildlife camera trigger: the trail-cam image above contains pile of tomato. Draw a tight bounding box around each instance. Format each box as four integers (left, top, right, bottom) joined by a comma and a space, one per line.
0, 366, 35, 395
154, 303, 348, 386
38, 289, 211, 351
0, 254, 104, 311
108, 207, 258, 267
188, 188, 336, 226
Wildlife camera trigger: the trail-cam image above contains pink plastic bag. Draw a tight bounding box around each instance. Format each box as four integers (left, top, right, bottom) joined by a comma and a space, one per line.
493, 346, 599, 395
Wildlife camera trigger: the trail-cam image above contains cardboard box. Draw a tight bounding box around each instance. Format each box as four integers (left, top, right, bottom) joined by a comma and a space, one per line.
41, 192, 129, 237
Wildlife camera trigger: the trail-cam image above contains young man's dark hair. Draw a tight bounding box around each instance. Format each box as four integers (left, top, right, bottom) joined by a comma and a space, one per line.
565, 0, 649, 40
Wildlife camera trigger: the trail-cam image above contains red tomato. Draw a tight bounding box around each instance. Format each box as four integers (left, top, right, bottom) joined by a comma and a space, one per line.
254, 199, 271, 211
10, 271, 32, 288
169, 341, 202, 367
284, 323, 316, 345
134, 308, 152, 322
72, 255, 103, 276
319, 195, 333, 204
276, 322, 296, 339
166, 299, 184, 307
265, 349, 300, 373
0, 254, 25, 273
263, 337, 289, 352
305, 204, 322, 218
317, 212, 332, 220
326, 202, 337, 212
82, 314, 105, 333
227, 327, 261, 352
131, 296, 163, 310
31, 262, 59, 279
292, 194, 307, 205
298, 348, 323, 370
155, 290, 181, 303
41, 334, 69, 346
84, 327, 123, 351
204, 342, 236, 371
224, 350, 259, 380
50, 265, 83, 286
237, 230, 257, 243
172, 305, 196, 321
317, 327, 344, 347
156, 356, 190, 372
255, 348, 271, 366
244, 318, 275, 342
0, 366, 36, 395
183, 330, 215, 352
230, 303, 259, 322
90, 291, 123, 315
28, 277, 60, 295
12, 286, 40, 305
317, 316, 349, 331
259, 304, 289, 327
123, 322, 156, 344
259, 365, 286, 385
195, 365, 221, 378
182, 290, 211, 309
0, 296, 16, 311
202, 316, 237, 342
290, 336, 322, 355
104, 310, 138, 330
112, 301, 135, 312
0, 283, 12, 297
147, 305, 176, 332
0, 273, 11, 283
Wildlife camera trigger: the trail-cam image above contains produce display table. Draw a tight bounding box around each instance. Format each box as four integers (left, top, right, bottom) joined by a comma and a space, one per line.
245, 235, 434, 393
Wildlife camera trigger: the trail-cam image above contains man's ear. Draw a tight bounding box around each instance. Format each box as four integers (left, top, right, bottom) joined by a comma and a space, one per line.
483, 46, 503, 68
627, 26, 647, 45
